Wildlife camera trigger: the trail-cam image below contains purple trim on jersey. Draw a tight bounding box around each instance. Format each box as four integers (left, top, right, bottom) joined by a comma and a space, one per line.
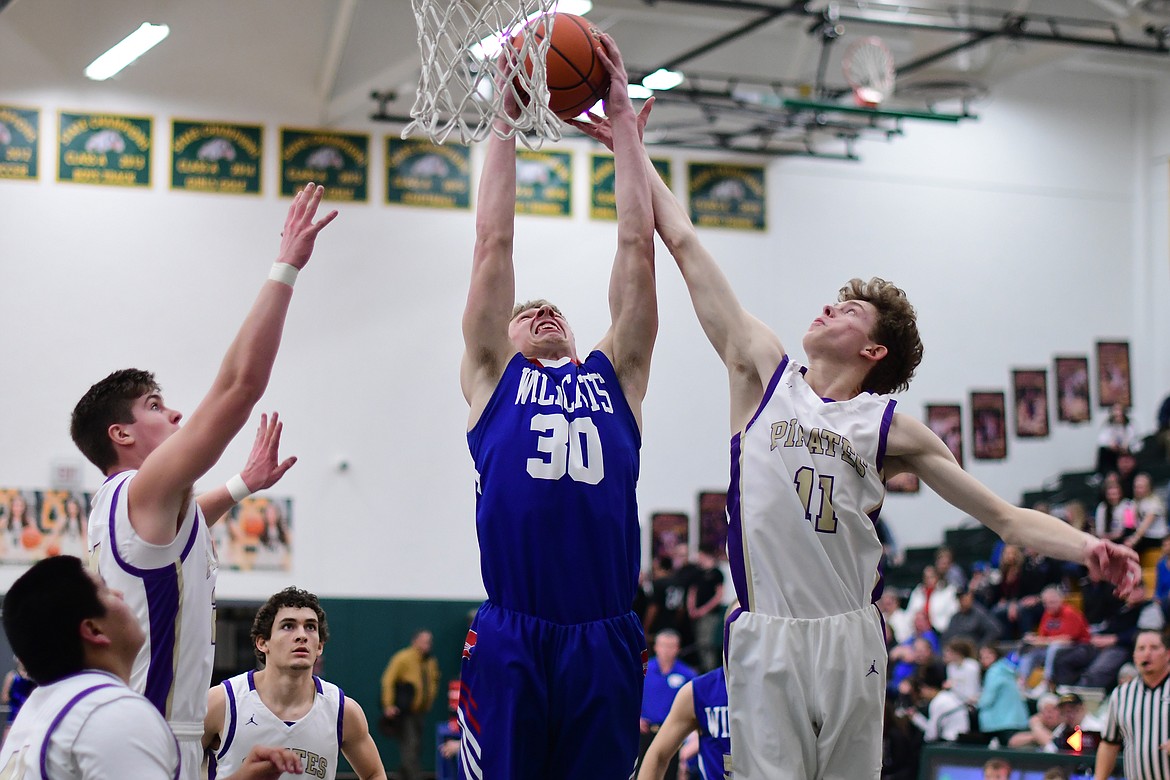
208, 753, 217, 780
247, 669, 256, 691
744, 356, 789, 433
868, 506, 886, 605
39, 683, 116, 778
313, 676, 323, 695
106, 475, 202, 577
216, 679, 237, 761
141, 568, 180, 715
336, 687, 346, 747
875, 399, 897, 473
726, 433, 749, 614
723, 605, 744, 665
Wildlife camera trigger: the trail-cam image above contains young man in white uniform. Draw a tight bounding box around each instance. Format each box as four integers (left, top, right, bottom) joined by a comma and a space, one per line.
70, 184, 336, 780
204, 588, 385, 780
574, 101, 1143, 780
0, 555, 302, 779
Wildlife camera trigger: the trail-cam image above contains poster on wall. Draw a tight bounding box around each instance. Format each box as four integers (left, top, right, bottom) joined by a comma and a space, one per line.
885, 473, 920, 493
0, 488, 90, 564
0, 105, 39, 181
1096, 341, 1131, 409
1012, 369, 1050, 438
697, 491, 729, 561
171, 119, 263, 194
589, 155, 672, 220
1055, 356, 1091, 423
58, 110, 152, 187
926, 404, 964, 467
385, 137, 470, 210
688, 162, 766, 231
515, 149, 572, 216
279, 127, 369, 202
971, 391, 1008, 460
650, 511, 688, 565
213, 495, 294, 572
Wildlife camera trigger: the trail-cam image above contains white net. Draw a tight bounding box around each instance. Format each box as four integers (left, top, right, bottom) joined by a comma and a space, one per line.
403, 0, 563, 148
842, 36, 896, 108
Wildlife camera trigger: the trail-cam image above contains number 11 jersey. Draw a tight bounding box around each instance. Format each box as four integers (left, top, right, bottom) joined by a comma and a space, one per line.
468, 351, 641, 624
728, 356, 896, 619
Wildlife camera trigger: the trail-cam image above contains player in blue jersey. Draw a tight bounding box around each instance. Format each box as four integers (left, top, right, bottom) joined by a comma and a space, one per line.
637, 666, 730, 780
458, 33, 655, 780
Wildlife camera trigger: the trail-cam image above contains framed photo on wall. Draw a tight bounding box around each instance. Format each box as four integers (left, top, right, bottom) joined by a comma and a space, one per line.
650, 511, 689, 564
885, 472, 920, 494
697, 491, 729, 561
1012, 369, 1050, 438
1055, 356, 1091, 423
971, 392, 1008, 460
926, 404, 964, 467
1096, 341, 1132, 409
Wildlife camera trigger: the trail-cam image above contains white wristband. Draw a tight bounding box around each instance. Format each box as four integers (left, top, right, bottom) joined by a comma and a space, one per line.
268, 262, 299, 287
226, 474, 253, 503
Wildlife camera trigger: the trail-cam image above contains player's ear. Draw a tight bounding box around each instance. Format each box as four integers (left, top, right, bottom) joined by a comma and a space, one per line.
108, 423, 133, 447
80, 618, 112, 649
255, 636, 269, 657
862, 343, 887, 363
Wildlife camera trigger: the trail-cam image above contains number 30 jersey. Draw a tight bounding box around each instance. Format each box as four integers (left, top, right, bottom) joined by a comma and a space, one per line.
728, 356, 896, 620
469, 351, 641, 624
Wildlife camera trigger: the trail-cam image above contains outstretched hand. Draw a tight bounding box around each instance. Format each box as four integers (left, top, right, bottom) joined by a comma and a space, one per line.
230, 745, 303, 779
1084, 537, 1142, 599
593, 32, 633, 116
567, 97, 654, 151
277, 183, 338, 270
238, 413, 297, 493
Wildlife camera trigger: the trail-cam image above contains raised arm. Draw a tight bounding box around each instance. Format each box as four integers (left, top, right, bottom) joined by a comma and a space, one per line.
197, 412, 296, 526
340, 697, 388, 780
461, 62, 522, 422
586, 35, 656, 417
886, 413, 1140, 595
129, 184, 335, 545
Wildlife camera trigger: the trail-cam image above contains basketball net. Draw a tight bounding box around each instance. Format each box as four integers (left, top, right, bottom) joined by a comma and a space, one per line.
842, 36, 896, 109
404, 0, 563, 148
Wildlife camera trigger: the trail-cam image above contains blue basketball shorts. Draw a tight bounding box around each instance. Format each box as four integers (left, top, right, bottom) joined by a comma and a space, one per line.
457, 600, 646, 780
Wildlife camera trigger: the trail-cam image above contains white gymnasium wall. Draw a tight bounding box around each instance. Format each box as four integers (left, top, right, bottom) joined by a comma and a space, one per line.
0, 63, 1159, 599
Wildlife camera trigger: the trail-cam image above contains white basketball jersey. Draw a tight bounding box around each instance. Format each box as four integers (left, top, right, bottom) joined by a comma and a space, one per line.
0, 670, 180, 779
727, 357, 894, 619
213, 671, 345, 780
86, 471, 217, 736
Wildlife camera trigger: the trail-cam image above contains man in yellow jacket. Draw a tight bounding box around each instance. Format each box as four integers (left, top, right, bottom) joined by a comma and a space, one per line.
381, 630, 440, 780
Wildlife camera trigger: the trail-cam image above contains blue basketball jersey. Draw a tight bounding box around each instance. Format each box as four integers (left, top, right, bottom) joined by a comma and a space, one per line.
468, 351, 641, 623
691, 667, 731, 780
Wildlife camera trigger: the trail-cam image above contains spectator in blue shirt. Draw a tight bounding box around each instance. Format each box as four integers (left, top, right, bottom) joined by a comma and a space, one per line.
637, 629, 696, 778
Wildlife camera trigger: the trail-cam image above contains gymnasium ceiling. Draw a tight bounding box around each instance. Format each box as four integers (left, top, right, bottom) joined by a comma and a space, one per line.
3, 0, 1170, 157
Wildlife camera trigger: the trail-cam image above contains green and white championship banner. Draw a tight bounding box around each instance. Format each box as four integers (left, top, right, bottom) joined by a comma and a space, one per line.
688, 162, 766, 231
385, 138, 470, 210
58, 111, 152, 187
171, 120, 262, 194
515, 149, 572, 217
280, 128, 369, 202
0, 105, 39, 181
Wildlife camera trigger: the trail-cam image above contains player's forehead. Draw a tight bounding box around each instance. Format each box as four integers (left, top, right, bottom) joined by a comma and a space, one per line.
273, 606, 318, 624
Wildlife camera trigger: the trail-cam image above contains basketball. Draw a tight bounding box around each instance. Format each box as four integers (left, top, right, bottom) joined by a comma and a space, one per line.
45, 541, 61, 557
242, 512, 265, 537
512, 13, 611, 120
20, 525, 42, 550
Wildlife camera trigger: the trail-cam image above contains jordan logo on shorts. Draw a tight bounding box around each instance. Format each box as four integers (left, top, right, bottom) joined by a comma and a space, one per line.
463, 629, 477, 660
866, 660, 879, 677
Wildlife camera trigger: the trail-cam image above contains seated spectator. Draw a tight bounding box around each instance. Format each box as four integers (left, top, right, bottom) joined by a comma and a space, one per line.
935, 546, 967, 590
1097, 404, 1139, 476
881, 699, 923, 780
943, 638, 981, 704
908, 661, 970, 743
983, 758, 1012, 780
943, 586, 1002, 648
1156, 537, 1170, 620
906, 565, 960, 634
1050, 692, 1103, 751
1055, 580, 1165, 690
976, 645, 1029, 743
890, 630, 939, 698
987, 545, 1047, 639
1018, 585, 1091, 694
1126, 472, 1167, 551
1095, 482, 1137, 544
1008, 692, 1062, 748
878, 590, 913, 648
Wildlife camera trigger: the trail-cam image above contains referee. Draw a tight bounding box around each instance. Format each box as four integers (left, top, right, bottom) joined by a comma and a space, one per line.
1095, 628, 1170, 780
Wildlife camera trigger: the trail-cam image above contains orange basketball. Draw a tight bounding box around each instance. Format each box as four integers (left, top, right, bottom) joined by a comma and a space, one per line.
20, 525, 42, 550
45, 542, 61, 557
512, 13, 611, 120
242, 513, 265, 537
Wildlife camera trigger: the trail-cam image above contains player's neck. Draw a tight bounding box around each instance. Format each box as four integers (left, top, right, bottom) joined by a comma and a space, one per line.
802, 360, 865, 401
254, 667, 316, 718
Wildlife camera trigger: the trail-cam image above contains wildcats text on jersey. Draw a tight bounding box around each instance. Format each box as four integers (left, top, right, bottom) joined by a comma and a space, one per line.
767, 419, 868, 478
514, 366, 613, 414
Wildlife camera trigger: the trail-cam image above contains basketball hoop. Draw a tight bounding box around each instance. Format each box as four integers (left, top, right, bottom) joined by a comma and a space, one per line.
403, 0, 563, 148
842, 36, 896, 109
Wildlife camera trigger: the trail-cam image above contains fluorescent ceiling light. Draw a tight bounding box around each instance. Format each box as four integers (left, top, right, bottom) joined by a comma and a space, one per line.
85, 22, 170, 81
627, 84, 653, 99
642, 68, 684, 91
470, 1, 593, 60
